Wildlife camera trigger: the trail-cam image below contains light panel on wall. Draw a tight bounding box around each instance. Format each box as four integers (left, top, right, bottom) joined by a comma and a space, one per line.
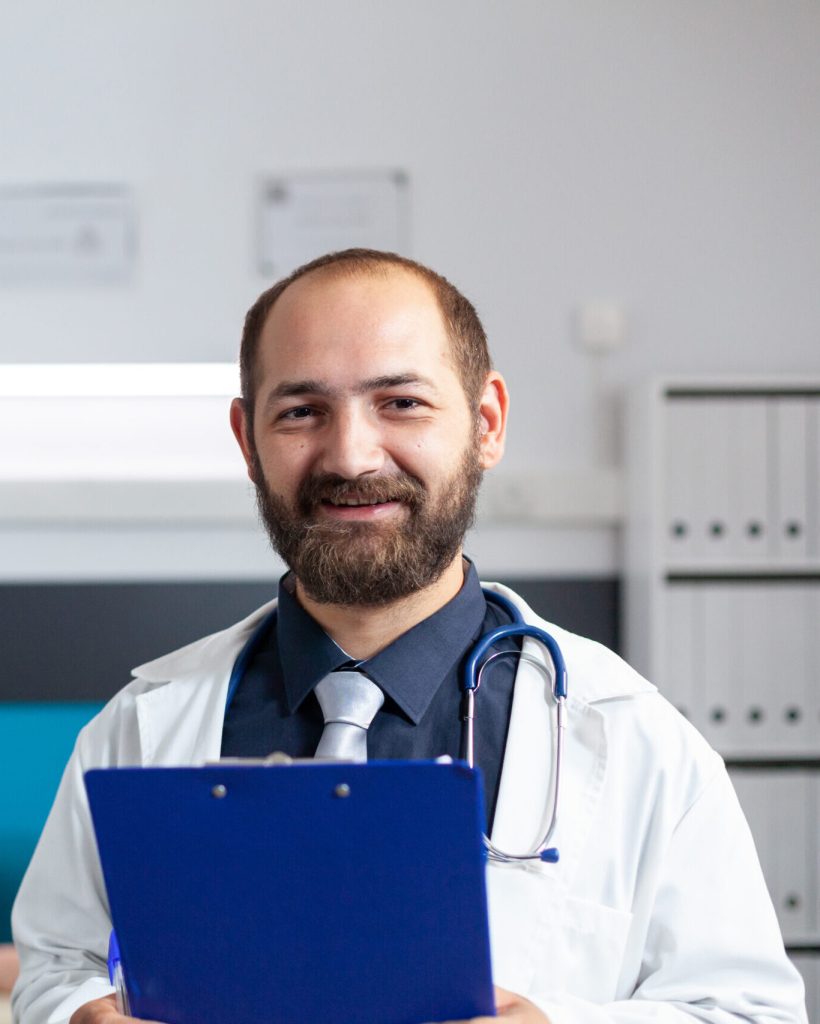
0, 363, 244, 481
0, 363, 238, 398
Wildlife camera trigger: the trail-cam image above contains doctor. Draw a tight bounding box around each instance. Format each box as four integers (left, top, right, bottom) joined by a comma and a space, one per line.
13, 249, 806, 1024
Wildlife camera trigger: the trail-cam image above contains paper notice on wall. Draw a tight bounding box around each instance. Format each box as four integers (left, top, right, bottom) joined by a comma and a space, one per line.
0, 185, 136, 285
257, 171, 409, 278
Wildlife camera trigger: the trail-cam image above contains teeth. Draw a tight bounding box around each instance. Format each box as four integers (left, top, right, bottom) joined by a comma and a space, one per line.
330, 498, 386, 507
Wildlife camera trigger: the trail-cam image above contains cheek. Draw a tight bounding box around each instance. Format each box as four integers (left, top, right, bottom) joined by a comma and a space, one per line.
387, 435, 432, 468
256, 439, 314, 487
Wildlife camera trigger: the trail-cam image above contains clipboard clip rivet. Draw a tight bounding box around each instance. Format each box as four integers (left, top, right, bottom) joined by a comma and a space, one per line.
211, 784, 228, 799
334, 784, 351, 798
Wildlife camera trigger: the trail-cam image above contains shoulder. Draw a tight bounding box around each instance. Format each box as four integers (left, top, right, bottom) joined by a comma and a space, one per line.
72, 599, 279, 766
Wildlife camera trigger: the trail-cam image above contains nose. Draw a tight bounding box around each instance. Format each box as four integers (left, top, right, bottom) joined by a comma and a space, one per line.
316, 404, 387, 480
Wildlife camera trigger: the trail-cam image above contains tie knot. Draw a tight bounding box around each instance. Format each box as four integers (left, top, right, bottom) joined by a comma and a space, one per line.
314, 670, 384, 731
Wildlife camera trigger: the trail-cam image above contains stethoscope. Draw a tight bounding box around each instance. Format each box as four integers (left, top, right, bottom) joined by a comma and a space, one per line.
225, 588, 568, 865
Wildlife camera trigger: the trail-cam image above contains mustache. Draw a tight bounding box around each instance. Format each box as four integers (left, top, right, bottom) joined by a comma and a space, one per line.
297, 472, 425, 512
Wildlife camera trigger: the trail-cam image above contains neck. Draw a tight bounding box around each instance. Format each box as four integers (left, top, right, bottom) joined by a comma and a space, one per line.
294, 553, 467, 661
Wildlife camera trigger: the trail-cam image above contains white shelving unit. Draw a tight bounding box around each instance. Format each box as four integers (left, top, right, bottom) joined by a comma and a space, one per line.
626, 379, 820, 1018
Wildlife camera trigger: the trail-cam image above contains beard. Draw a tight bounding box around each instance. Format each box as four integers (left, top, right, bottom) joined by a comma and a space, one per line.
251, 442, 483, 606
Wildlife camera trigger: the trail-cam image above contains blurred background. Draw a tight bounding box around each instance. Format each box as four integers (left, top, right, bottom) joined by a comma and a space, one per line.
0, 0, 818, 1011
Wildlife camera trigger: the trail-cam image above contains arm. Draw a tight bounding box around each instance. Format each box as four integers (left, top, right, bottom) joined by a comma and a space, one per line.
0, 945, 18, 995
11, 703, 134, 1024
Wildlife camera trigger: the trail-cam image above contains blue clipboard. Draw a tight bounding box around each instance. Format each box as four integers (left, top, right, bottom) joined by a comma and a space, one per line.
85, 761, 495, 1024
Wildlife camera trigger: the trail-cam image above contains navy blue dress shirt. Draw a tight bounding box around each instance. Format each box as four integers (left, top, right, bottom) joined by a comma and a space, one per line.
221, 562, 519, 829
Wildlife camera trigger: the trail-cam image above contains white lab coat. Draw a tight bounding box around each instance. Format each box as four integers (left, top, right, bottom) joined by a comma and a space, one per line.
11, 583, 807, 1024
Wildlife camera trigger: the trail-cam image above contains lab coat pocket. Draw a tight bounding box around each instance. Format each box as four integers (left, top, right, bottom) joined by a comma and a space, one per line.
487, 865, 633, 1005
536, 895, 634, 1004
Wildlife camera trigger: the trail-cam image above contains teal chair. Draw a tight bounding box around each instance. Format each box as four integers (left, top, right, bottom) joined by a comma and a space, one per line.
0, 703, 103, 943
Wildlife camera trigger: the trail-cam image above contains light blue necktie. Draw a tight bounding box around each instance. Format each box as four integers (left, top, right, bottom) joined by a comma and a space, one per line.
313, 670, 384, 763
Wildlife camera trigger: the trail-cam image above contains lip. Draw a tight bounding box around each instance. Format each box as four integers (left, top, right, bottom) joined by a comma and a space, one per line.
317, 500, 405, 521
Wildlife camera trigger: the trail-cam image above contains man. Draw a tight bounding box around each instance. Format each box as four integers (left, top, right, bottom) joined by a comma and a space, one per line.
12, 250, 806, 1024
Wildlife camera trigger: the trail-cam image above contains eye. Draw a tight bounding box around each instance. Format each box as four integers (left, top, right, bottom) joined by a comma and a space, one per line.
279, 405, 317, 421
385, 397, 422, 411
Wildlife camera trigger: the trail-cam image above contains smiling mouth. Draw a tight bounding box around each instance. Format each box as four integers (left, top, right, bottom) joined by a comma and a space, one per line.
303, 474, 422, 516
322, 497, 397, 508
316, 495, 406, 520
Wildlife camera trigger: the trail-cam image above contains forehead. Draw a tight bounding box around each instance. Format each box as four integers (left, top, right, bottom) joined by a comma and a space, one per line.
256, 268, 456, 384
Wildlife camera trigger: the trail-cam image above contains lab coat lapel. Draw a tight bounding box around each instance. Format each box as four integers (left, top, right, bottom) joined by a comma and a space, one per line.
131, 606, 274, 767
135, 669, 230, 766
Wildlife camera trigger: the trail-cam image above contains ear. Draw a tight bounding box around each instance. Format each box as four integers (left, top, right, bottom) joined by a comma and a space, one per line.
230, 397, 258, 483
477, 371, 509, 470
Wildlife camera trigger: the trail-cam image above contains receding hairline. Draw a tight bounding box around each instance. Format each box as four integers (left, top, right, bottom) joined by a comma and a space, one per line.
255, 260, 460, 371
263, 257, 443, 316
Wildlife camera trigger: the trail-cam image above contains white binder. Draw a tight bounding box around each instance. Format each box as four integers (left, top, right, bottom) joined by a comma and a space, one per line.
663, 399, 702, 563
811, 586, 820, 756
772, 399, 810, 563
814, 771, 820, 938
730, 770, 814, 943
766, 584, 812, 755
811, 398, 820, 560
734, 586, 772, 756
661, 586, 698, 727
700, 585, 737, 752
695, 400, 733, 564
728, 398, 769, 563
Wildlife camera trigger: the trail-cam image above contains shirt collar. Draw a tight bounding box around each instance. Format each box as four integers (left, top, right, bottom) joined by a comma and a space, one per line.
276, 577, 350, 713
277, 562, 487, 723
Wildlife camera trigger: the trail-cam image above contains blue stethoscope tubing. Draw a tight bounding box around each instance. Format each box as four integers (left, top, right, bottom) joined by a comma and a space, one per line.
472, 590, 567, 864
224, 587, 568, 865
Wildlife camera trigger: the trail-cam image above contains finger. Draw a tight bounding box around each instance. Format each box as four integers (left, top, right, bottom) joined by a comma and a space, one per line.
429, 1018, 497, 1024
493, 986, 519, 1012
422, 988, 521, 1024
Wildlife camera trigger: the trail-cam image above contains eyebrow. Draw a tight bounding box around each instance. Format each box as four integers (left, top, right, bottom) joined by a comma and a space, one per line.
262, 373, 440, 409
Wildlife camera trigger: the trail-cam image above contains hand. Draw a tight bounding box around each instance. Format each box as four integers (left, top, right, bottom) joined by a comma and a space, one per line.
0, 943, 19, 994
438, 986, 552, 1023
69, 994, 166, 1024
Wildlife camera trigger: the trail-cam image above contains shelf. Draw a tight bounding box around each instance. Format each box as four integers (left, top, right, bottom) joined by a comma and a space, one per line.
665, 386, 820, 400
664, 569, 820, 583
725, 758, 820, 770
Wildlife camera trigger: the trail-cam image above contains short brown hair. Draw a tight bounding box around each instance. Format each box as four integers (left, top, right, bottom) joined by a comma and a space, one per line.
239, 248, 491, 429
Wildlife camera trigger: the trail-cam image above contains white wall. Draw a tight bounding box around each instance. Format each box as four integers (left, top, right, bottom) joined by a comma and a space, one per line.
1, 0, 819, 576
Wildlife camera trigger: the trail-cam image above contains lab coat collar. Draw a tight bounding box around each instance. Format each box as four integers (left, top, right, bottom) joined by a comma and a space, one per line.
129, 600, 277, 766
131, 599, 278, 684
